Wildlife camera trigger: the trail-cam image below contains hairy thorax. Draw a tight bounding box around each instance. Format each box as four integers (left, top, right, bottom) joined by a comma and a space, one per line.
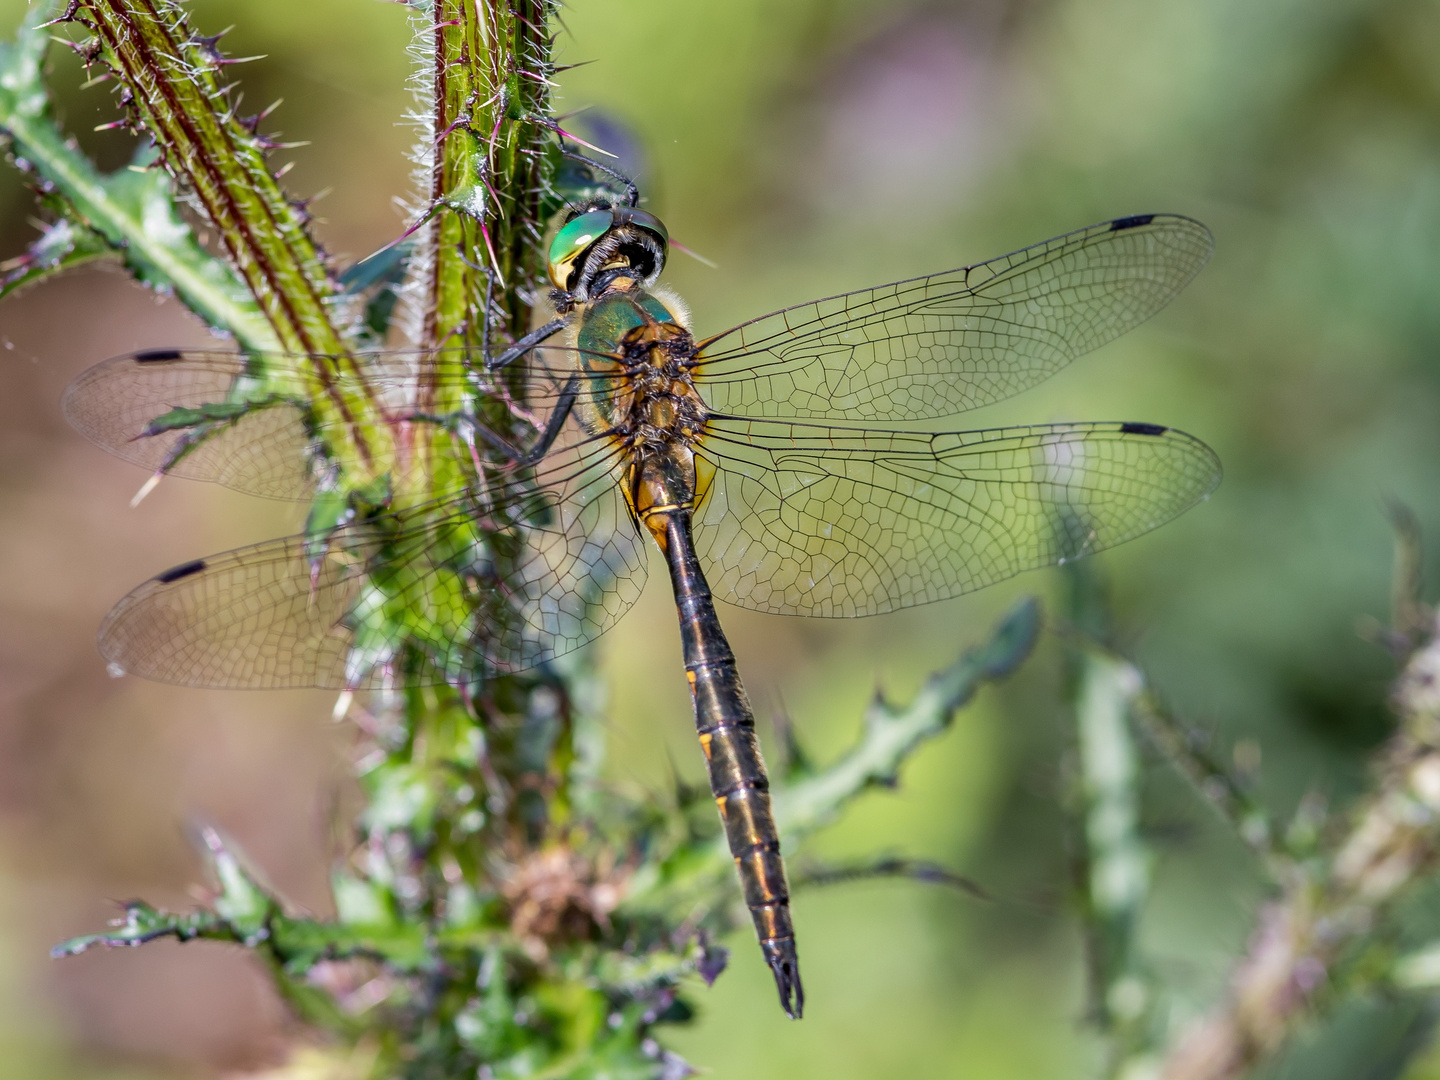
568, 284, 710, 547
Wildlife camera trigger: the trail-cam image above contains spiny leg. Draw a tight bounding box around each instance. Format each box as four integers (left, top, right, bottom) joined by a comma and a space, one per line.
560, 148, 639, 207
411, 375, 578, 468
487, 318, 567, 371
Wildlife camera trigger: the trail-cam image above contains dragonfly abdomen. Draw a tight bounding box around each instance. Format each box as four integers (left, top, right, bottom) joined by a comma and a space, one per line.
658, 510, 804, 1019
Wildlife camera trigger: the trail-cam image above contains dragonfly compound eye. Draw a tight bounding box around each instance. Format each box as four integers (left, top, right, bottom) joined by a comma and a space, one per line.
548, 209, 615, 291
609, 208, 669, 280
549, 207, 671, 299
613, 208, 669, 247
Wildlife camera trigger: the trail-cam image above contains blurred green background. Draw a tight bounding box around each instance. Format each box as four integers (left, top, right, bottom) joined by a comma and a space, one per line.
2, 0, 1440, 1076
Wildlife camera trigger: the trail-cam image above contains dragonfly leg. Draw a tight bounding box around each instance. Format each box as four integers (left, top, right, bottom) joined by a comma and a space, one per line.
500, 375, 577, 466
487, 319, 566, 372
474, 265, 502, 371
470, 264, 551, 373
560, 149, 639, 208
410, 376, 577, 468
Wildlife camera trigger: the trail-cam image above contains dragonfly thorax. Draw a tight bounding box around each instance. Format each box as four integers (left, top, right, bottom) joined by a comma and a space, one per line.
612, 318, 706, 446
587, 309, 711, 545
572, 288, 701, 431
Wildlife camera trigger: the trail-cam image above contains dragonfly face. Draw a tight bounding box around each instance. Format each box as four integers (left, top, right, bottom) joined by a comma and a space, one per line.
66, 207, 1222, 1019
547, 204, 669, 303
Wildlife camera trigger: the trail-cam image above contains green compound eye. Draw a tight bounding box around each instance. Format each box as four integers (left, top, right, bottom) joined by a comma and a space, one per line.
616, 208, 668, 247
548, 210, 614, 290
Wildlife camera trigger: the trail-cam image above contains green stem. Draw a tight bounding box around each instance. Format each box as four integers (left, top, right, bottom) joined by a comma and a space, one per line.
417, 0, 551, 352
64, 0, 401, 483
74, 0, 344, 358
401, 0, 555, 506
1073, 647, 1157, 1072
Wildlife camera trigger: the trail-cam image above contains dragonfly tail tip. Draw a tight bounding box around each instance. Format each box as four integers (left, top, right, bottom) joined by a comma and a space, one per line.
761, 938, 804, 1019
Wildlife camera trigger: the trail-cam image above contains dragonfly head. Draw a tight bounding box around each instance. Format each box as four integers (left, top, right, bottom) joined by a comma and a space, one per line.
548, 206, 669, 300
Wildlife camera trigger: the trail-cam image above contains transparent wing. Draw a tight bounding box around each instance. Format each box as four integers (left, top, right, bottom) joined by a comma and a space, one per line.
97, 440, 648, 689
693, 416, 1221, 616
63, 347, 590, 501
64, 349, 316, 500
694, 214, 1213, 421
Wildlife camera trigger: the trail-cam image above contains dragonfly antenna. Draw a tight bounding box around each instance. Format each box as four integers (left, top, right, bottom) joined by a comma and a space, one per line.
670, 238, 718, 269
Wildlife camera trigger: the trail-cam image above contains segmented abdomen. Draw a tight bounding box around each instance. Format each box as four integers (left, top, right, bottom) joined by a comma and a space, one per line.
659, 511, 803, 1019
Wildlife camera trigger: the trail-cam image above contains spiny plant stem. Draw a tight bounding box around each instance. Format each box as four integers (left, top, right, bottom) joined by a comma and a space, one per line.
63, 0, 397, 483
68, 0, 342, 357
418, 0, 551, 352
379, 0, 572, 854
401, 0, 554, 506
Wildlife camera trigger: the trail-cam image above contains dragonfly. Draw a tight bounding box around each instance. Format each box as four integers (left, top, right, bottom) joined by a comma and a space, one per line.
66, 202, 1220, 1019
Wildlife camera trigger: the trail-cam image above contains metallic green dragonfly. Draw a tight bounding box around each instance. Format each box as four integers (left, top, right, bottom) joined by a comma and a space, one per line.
66, 201, 1220, 1017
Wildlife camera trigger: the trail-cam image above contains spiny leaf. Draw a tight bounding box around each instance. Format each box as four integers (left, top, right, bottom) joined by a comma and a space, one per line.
0, 3, 270, 344
0, 215, 109, 300
50, 900, 235, 958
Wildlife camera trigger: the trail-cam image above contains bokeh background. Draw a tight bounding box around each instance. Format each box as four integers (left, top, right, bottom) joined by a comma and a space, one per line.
2, 0, 1440, 1076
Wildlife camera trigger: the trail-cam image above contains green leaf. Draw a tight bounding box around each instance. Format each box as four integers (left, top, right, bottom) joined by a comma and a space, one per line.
199, 825, 275, 936
0, 5, 274, 346
0, 215, 111, 300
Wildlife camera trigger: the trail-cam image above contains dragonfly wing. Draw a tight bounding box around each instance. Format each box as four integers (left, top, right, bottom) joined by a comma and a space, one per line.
501, 447, 649, 666
64, 347, 585, 501
64, 349, 320, 500
693, 417, 1221, 617
98, 444, 647, 688
695, 215, 1213, 422
99, 529, 364, 689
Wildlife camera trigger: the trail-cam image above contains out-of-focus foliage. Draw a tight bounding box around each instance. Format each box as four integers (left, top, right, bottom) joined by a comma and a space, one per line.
2, 0, 1440, 1078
